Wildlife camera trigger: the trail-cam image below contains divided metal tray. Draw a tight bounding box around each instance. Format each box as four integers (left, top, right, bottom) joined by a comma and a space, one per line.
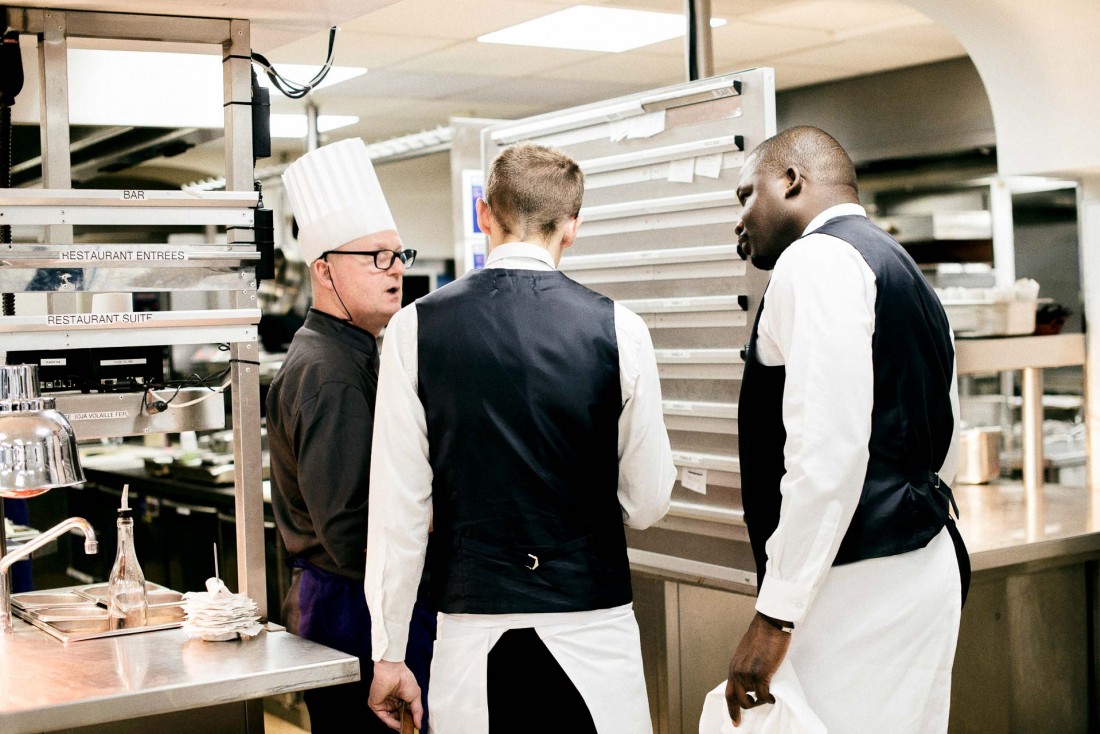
12, 581, 185, 643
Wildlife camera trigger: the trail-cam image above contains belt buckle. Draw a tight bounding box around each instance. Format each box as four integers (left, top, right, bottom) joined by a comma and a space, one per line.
525, 553, 539, 571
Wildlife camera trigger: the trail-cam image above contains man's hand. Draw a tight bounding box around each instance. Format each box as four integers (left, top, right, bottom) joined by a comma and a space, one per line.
369, 660, 423, 731
725, 612, 792, 727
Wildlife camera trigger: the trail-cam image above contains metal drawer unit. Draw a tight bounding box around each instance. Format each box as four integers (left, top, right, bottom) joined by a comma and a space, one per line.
483, 69, 775, 533
0, 8, 267, 622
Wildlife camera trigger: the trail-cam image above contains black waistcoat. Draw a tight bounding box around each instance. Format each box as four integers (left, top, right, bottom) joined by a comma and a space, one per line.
739, 215, 957, 589
416, 267, 631, 614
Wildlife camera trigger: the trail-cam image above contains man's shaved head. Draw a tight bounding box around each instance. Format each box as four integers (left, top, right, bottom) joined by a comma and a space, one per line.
734, 126, 861, 270
751, 126, 858, 195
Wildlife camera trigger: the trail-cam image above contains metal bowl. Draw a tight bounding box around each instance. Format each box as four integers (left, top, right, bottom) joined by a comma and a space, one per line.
957, 426, 1003, 484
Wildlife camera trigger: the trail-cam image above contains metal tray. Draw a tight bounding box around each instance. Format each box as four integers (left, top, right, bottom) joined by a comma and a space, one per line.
16, 601, 185, 643
76, 581, 181, 606
11, 590, 91, 610
11, 583, 187, 643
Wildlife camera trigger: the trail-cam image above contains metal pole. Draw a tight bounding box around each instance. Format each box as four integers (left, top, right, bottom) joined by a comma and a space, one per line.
39, 12, 78, 315
685, 0, 714, 81
223, 19, 267, 630
1078, 175, 1100, 509
305, 99, 319, 152
989, 177, 1018, 452
1021, 366, 1044, 496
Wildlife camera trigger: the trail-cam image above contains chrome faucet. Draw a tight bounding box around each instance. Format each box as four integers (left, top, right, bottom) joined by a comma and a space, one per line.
1, 517, 98, 634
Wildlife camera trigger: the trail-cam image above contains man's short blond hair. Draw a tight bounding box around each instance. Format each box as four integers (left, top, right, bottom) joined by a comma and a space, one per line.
485, 142, 584, 238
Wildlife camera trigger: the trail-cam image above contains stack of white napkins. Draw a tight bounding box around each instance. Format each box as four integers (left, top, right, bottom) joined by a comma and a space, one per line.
182, 577, 264, 641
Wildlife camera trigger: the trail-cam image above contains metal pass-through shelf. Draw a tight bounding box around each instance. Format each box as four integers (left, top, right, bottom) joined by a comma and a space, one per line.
0, 8, 268, 626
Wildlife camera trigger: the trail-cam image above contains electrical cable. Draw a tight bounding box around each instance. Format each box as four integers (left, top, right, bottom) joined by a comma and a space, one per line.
139, 344, 261, 412
251, 26, 338, 100
164, 378, 232, 409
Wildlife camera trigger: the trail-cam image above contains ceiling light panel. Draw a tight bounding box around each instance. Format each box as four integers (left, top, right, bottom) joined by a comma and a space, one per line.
269, 114, 360, 138
478, 5, 727, 53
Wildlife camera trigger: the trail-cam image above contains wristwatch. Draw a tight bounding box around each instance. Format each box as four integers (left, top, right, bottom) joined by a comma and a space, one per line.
759, 612, 794, 634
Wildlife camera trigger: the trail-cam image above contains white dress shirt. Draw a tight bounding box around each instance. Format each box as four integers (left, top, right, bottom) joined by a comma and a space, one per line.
752, 203, 961, 625
365, 240, 676, 660
697, 205, 964, 734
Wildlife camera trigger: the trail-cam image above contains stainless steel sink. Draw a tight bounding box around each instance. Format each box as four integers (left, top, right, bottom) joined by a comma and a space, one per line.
11, 583, 186, 643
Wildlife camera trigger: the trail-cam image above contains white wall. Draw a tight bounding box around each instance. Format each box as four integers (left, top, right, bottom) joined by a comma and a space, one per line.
904, 0, 1100, 179
374, 151, 453, 262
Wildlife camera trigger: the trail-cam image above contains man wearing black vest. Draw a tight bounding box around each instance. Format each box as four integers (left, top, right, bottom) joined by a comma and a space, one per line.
364, 142, 676, 733
717, 127, 967, 734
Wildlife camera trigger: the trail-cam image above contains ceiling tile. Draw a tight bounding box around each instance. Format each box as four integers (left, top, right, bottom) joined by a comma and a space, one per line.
539, 51, 685, 85
266, 94, 413, 118
9, 0, 399, 24
10, 0, 404, 51
269, 30, 458, 69
392, 40, 603, 78
596, 0, 783, 21
459, 75, 644, 109
711, 20, 834, 64
743, 0, 923, 32
346, 0, 571, 41
710, 0, 810, 19
387, 100, 544, 132
773, 36, 965, 72
714, 58, 849, 90
861, 23, 967, 55
315, 69, 496, 100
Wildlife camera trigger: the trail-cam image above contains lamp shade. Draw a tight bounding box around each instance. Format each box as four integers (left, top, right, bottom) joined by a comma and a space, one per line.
0, 365, 85, 498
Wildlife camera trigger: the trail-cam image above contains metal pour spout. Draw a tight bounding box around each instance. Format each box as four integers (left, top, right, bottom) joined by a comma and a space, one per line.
1, 517, 97, 634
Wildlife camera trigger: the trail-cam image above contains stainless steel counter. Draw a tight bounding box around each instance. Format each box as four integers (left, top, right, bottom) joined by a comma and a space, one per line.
630, 480, 1100, 593
630, 481, 1100, 733
0, 619, 358, 734
954, 480, 1100, 572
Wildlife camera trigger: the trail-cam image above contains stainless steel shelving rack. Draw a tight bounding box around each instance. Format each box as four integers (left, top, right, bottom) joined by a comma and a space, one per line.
0, 8, 267, 617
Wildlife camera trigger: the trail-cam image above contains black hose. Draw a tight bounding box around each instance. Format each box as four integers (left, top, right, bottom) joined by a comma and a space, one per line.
1, 29, 22, 316
1, 103, 12, 316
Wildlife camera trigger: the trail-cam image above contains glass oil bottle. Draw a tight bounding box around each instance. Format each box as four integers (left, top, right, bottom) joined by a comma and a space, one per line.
107, 484, 148, 629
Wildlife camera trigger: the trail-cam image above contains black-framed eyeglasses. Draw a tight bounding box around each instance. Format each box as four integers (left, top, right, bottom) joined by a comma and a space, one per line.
322, 248, 417, 270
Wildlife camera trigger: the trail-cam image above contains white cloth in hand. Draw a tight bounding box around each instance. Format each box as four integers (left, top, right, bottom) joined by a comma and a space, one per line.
698, 660, 826, 734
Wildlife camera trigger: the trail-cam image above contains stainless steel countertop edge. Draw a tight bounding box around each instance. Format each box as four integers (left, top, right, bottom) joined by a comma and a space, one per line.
0, 624, 359, 734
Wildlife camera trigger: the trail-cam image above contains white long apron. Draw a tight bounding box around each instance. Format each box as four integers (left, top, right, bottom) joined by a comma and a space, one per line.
427, 603, 652, 734
700, 527, 961, 734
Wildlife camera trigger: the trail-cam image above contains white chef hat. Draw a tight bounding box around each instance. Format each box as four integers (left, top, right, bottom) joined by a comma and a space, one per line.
282, 138, 397, 263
